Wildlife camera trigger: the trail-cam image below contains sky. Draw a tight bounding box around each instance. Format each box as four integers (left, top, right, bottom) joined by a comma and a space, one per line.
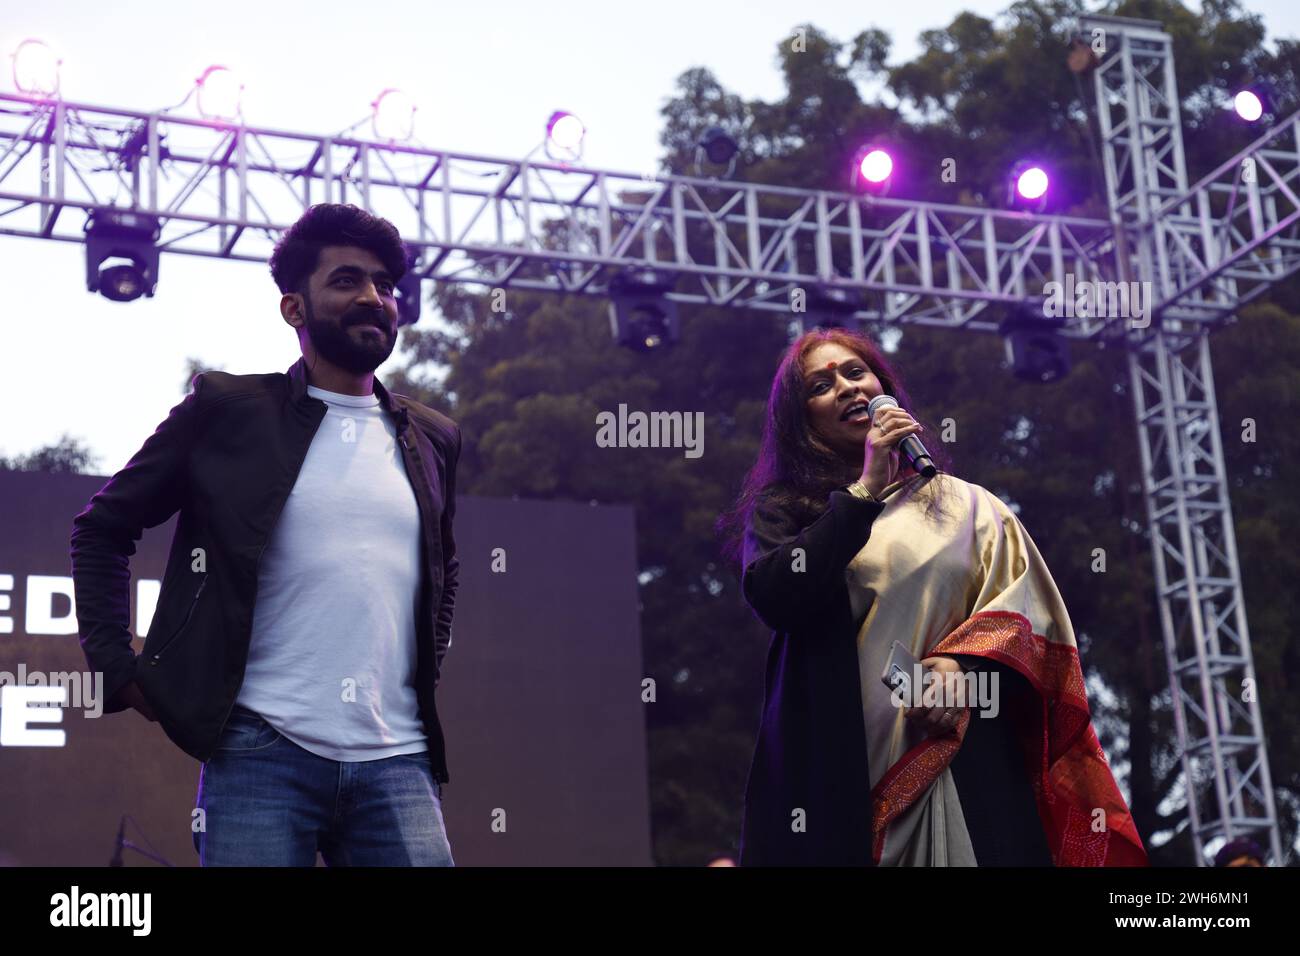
2, 0, 1298, 471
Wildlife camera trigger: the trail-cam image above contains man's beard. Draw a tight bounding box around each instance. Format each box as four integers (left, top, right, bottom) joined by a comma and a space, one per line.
302, 296, 396, 374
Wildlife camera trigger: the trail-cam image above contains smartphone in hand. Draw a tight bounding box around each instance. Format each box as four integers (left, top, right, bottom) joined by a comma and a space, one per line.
880, 640, 920, 704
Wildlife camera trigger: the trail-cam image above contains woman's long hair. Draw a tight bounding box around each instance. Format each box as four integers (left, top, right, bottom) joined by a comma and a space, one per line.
716, 326, 956, 568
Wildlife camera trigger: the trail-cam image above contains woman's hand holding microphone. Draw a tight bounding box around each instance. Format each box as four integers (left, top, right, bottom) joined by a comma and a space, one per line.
860, 403, 924, 498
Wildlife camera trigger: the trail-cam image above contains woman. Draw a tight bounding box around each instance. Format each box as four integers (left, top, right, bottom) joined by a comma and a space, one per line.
717, 327, 1146, 867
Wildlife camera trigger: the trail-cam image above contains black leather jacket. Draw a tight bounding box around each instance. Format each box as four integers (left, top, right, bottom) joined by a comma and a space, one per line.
69, 357, 462, 782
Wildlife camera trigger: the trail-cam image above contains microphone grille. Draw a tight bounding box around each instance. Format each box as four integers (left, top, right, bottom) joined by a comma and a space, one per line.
867, 394, 899, 417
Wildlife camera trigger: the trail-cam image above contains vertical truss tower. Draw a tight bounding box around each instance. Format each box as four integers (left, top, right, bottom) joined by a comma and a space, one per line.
1083, 13, 1283, 864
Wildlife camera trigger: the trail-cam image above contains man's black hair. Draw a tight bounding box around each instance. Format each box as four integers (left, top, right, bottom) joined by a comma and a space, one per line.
1214, 837, 1265, 867
269, 203, 407, 296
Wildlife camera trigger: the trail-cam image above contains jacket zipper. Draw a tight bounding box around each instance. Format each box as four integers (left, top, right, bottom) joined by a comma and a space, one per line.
149, 574, 208, 664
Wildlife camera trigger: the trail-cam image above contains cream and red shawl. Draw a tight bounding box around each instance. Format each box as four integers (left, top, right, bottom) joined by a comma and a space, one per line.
845, 472, 1147, 866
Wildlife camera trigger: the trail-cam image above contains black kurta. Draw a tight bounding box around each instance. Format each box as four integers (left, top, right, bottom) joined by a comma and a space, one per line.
738, 487, 885, 866
738, 486, 1052, 866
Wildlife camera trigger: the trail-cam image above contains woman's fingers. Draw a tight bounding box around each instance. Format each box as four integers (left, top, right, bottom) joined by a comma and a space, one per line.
904, 703, 963, 736
904, 704, 942, 731
872, 407, 909, 429
872, 422, 922, 452
902, 655, 967, 735
886, 423, 923, 447
871, 408, 923, 443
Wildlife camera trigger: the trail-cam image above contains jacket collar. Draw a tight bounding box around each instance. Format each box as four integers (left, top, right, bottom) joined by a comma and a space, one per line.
286, 356, 409, 431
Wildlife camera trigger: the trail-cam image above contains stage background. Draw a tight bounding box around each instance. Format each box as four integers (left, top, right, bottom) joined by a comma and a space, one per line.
0, 469, 652, 866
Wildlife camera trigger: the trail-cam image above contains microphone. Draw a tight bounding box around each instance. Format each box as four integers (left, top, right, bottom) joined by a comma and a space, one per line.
867, 394, 937, 478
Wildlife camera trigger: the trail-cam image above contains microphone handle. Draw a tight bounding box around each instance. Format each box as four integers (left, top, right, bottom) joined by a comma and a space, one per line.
899, 434, 937, 477
868, 395, 937, 477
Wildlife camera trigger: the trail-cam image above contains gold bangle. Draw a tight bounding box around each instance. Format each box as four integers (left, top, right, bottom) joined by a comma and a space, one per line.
846, 479, 878, 502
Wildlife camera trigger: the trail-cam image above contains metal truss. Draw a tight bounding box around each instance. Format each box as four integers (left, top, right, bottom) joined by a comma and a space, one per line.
0, 12, 1289, 865
1127, 330, 1282, 864
1085, 14, 1189, 292
1153, 113, 1300, 320
0, 91, 1119, 338
1084, 13, 1283, 864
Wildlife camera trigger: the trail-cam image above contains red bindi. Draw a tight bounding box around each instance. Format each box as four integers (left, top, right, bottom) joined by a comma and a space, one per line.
826, 361, 836, 369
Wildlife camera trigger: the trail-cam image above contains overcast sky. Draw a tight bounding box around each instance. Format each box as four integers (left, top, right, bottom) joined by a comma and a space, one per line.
2, 0, 1297, 471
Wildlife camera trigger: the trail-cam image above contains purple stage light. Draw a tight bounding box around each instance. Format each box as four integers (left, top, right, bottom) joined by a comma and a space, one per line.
1015, 166, 1049, 201
547, 111, 585, 152
850, 145, 895, 195
859, 148, 893, 184
196, 65, 242, 121
1234, 90, 1264, 122
372, 88, 416, 142
11, 39, 60, 97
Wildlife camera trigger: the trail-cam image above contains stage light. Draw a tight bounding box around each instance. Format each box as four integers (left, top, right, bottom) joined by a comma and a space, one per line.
1007, 161, 1049, 212
694, 125, 740, 178
798, 283, 864, 334
860, 149, 892, 184
195, 65, 243, 121
1234, 89, 1264, 122
372, 88, 417, 142
1016, 166, 1049, 200
547, 111, 585, 152
99, 264, 148, 300
851, 145, 893, 195
999, 304, 1070, 383
1230, 81, 1276, 125
608, 270, 679, 351
11, 39, 61, 97
84, 209, 161, 302
698, 125, 739, 166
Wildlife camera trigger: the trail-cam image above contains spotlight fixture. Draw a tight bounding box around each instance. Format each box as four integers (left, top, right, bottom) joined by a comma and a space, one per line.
372, 88, 417, 142
851, 145, 894, 195
999, 303, 1070, 383
195, 65, 243, 121
798, 283, 864, 334
608, 269, 679, 351
1007, 160, 1050, 212
1231, 82, 1275, 124
10, 38, 61, 97
1234, 89, 1263, 122
84, 208, 162, 302
695, 125, 740, 177
545, 111, 585, 160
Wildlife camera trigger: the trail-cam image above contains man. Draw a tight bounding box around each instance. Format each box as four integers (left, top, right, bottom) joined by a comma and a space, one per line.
70, 203, 462, 866
1214, 838, 1266, 867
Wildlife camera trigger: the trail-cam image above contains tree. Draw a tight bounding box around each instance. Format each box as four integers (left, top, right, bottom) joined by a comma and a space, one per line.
0, 434, 99, 474
182, 356, 223, 394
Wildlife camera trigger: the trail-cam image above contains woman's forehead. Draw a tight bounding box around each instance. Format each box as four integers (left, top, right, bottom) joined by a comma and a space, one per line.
802, 343, 861, 374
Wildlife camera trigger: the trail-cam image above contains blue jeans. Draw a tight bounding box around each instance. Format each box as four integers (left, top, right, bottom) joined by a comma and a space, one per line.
193, 705, 454, 866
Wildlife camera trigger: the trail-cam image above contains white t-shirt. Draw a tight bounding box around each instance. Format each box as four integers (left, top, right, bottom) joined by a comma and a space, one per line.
235, 384, 427, 761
